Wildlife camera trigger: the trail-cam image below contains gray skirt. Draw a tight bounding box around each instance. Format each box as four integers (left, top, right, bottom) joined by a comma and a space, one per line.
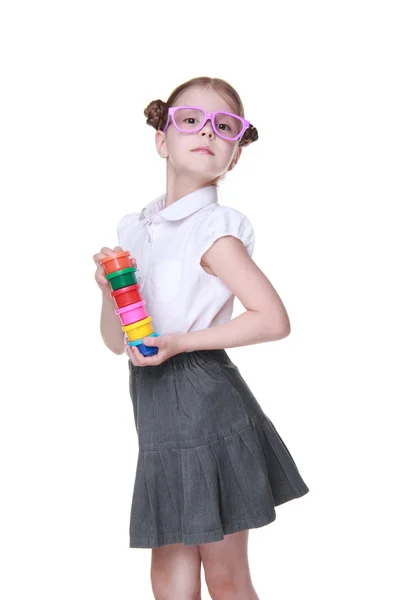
128, 348, 309, 549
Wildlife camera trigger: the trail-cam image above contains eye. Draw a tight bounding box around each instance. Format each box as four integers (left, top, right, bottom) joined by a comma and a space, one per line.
218, 123, 231, 131
184, 117, 199, 125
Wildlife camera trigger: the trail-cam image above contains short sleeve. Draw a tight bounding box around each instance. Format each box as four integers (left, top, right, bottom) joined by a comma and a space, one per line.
197, 206, 255, 260
116, 211, 140, 250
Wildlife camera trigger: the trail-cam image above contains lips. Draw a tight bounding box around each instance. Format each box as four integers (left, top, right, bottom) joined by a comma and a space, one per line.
191, 146, 214, 155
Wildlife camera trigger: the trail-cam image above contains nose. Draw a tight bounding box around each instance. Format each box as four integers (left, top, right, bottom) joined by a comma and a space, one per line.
199, 117, 215, 137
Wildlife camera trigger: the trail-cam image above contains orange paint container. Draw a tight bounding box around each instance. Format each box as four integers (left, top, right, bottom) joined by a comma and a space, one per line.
100, 251, 131, 275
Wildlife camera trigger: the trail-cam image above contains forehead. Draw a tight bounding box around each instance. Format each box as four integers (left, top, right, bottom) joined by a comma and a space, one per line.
174, 86, 236, 114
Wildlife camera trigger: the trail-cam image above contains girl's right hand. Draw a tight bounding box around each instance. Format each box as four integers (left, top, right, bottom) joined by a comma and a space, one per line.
93, 246, 137, 295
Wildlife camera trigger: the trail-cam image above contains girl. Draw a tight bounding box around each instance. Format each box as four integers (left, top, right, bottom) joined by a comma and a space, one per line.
94, 76, 309, 600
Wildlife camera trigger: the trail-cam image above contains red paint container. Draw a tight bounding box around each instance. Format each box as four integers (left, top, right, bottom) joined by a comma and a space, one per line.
111, 283, 143, 308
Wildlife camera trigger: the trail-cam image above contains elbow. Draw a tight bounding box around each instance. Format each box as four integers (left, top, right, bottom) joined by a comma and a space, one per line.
102, 337, 125, 355
270, 324, 290, 341
261, 313, 291, 341
100, 330, 125, 355
279, 322, 291, 339
111, 345, 126, 355
276, 314, 291, 339
271, 304, 291, 339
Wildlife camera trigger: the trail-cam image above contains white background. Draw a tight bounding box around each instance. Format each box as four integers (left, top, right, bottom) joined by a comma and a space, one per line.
1, 1, 399, 598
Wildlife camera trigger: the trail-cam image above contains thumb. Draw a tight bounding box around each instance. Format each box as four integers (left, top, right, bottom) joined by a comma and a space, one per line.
143, 336, 158, 345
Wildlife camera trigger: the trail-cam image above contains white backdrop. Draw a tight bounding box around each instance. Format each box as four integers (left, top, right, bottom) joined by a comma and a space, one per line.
1, 1, 399, 598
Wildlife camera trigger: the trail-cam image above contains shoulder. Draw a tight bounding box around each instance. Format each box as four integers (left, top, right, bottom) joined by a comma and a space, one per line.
116, 211, 141, 247
194, 203, 255, 259
117, 211, 140, 232
196, 203, 254, 231
206, 203, 255, 244
215, 203, 254, 232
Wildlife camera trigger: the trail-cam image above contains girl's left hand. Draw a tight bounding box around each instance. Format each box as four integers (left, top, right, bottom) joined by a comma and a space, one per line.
125, 333, 184, 367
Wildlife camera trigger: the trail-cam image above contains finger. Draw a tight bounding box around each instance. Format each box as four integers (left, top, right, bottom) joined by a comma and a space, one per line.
93, 252, 107, 265
129, 345, 152, 367
126, 345, 138, 366
93, 247, 116, 267
142, 336, 158, 346
136, 348, 161, 366
113, 246, 124, 252
132, 346, 147, 366
95, 271, 108, 285
100, 246, 119, 257
126, 344, 146, 366
95, 265, 108, 279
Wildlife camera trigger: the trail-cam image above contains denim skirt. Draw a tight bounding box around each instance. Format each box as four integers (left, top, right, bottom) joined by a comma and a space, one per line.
127, 348, 309, 549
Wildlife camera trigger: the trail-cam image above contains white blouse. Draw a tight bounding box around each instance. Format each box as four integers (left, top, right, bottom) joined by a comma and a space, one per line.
116, 184, 255, 337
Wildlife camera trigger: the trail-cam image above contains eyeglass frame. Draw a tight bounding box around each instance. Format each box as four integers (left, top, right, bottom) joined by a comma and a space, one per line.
161, 105, 251, 142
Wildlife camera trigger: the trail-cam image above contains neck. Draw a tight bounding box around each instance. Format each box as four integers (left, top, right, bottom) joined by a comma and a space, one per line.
164, 168, 218, 207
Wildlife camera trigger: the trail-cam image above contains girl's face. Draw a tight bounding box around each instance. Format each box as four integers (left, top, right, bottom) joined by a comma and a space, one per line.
155, 86, 242, 184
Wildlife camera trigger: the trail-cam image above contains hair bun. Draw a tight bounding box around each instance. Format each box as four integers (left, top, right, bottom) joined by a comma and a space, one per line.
144, 99, 168, 131
239, 124, 259, 147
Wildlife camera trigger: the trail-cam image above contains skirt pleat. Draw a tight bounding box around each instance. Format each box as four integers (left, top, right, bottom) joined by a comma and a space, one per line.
128, 349, 309, 548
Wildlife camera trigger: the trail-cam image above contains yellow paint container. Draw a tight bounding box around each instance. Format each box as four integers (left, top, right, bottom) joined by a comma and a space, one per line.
122, 316, 154, 342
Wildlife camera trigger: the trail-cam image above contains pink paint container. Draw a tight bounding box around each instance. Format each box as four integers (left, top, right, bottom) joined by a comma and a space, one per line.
115, 299, 147, 326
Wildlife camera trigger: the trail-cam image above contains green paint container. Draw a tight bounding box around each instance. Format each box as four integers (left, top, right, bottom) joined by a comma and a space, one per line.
106, 267, 138, 291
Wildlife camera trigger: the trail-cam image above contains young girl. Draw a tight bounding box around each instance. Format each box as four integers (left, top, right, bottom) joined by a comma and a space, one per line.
94, 76, 309, 600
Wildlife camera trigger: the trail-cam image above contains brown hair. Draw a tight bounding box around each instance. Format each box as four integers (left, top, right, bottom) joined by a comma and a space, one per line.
143, 76, 258, 148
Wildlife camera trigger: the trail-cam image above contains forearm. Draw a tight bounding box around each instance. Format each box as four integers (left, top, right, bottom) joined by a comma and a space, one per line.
100, 291, 125, 354
179, 309, 290, 353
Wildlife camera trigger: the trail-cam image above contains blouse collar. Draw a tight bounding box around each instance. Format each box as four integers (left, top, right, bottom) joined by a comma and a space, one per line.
139, 185, 218, 224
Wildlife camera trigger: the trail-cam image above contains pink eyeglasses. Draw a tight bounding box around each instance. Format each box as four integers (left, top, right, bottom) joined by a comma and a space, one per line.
162, 106, 250, 142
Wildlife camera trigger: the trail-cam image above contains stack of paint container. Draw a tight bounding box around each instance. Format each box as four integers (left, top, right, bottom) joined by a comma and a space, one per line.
100, 250, 160, 356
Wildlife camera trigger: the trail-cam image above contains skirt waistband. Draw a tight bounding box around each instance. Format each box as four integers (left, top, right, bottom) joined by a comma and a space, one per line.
129, 348, 232, 373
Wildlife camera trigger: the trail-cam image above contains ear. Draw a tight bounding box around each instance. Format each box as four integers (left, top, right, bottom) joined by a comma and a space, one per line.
228, 146, 242, 171
155, 130, 168, 159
